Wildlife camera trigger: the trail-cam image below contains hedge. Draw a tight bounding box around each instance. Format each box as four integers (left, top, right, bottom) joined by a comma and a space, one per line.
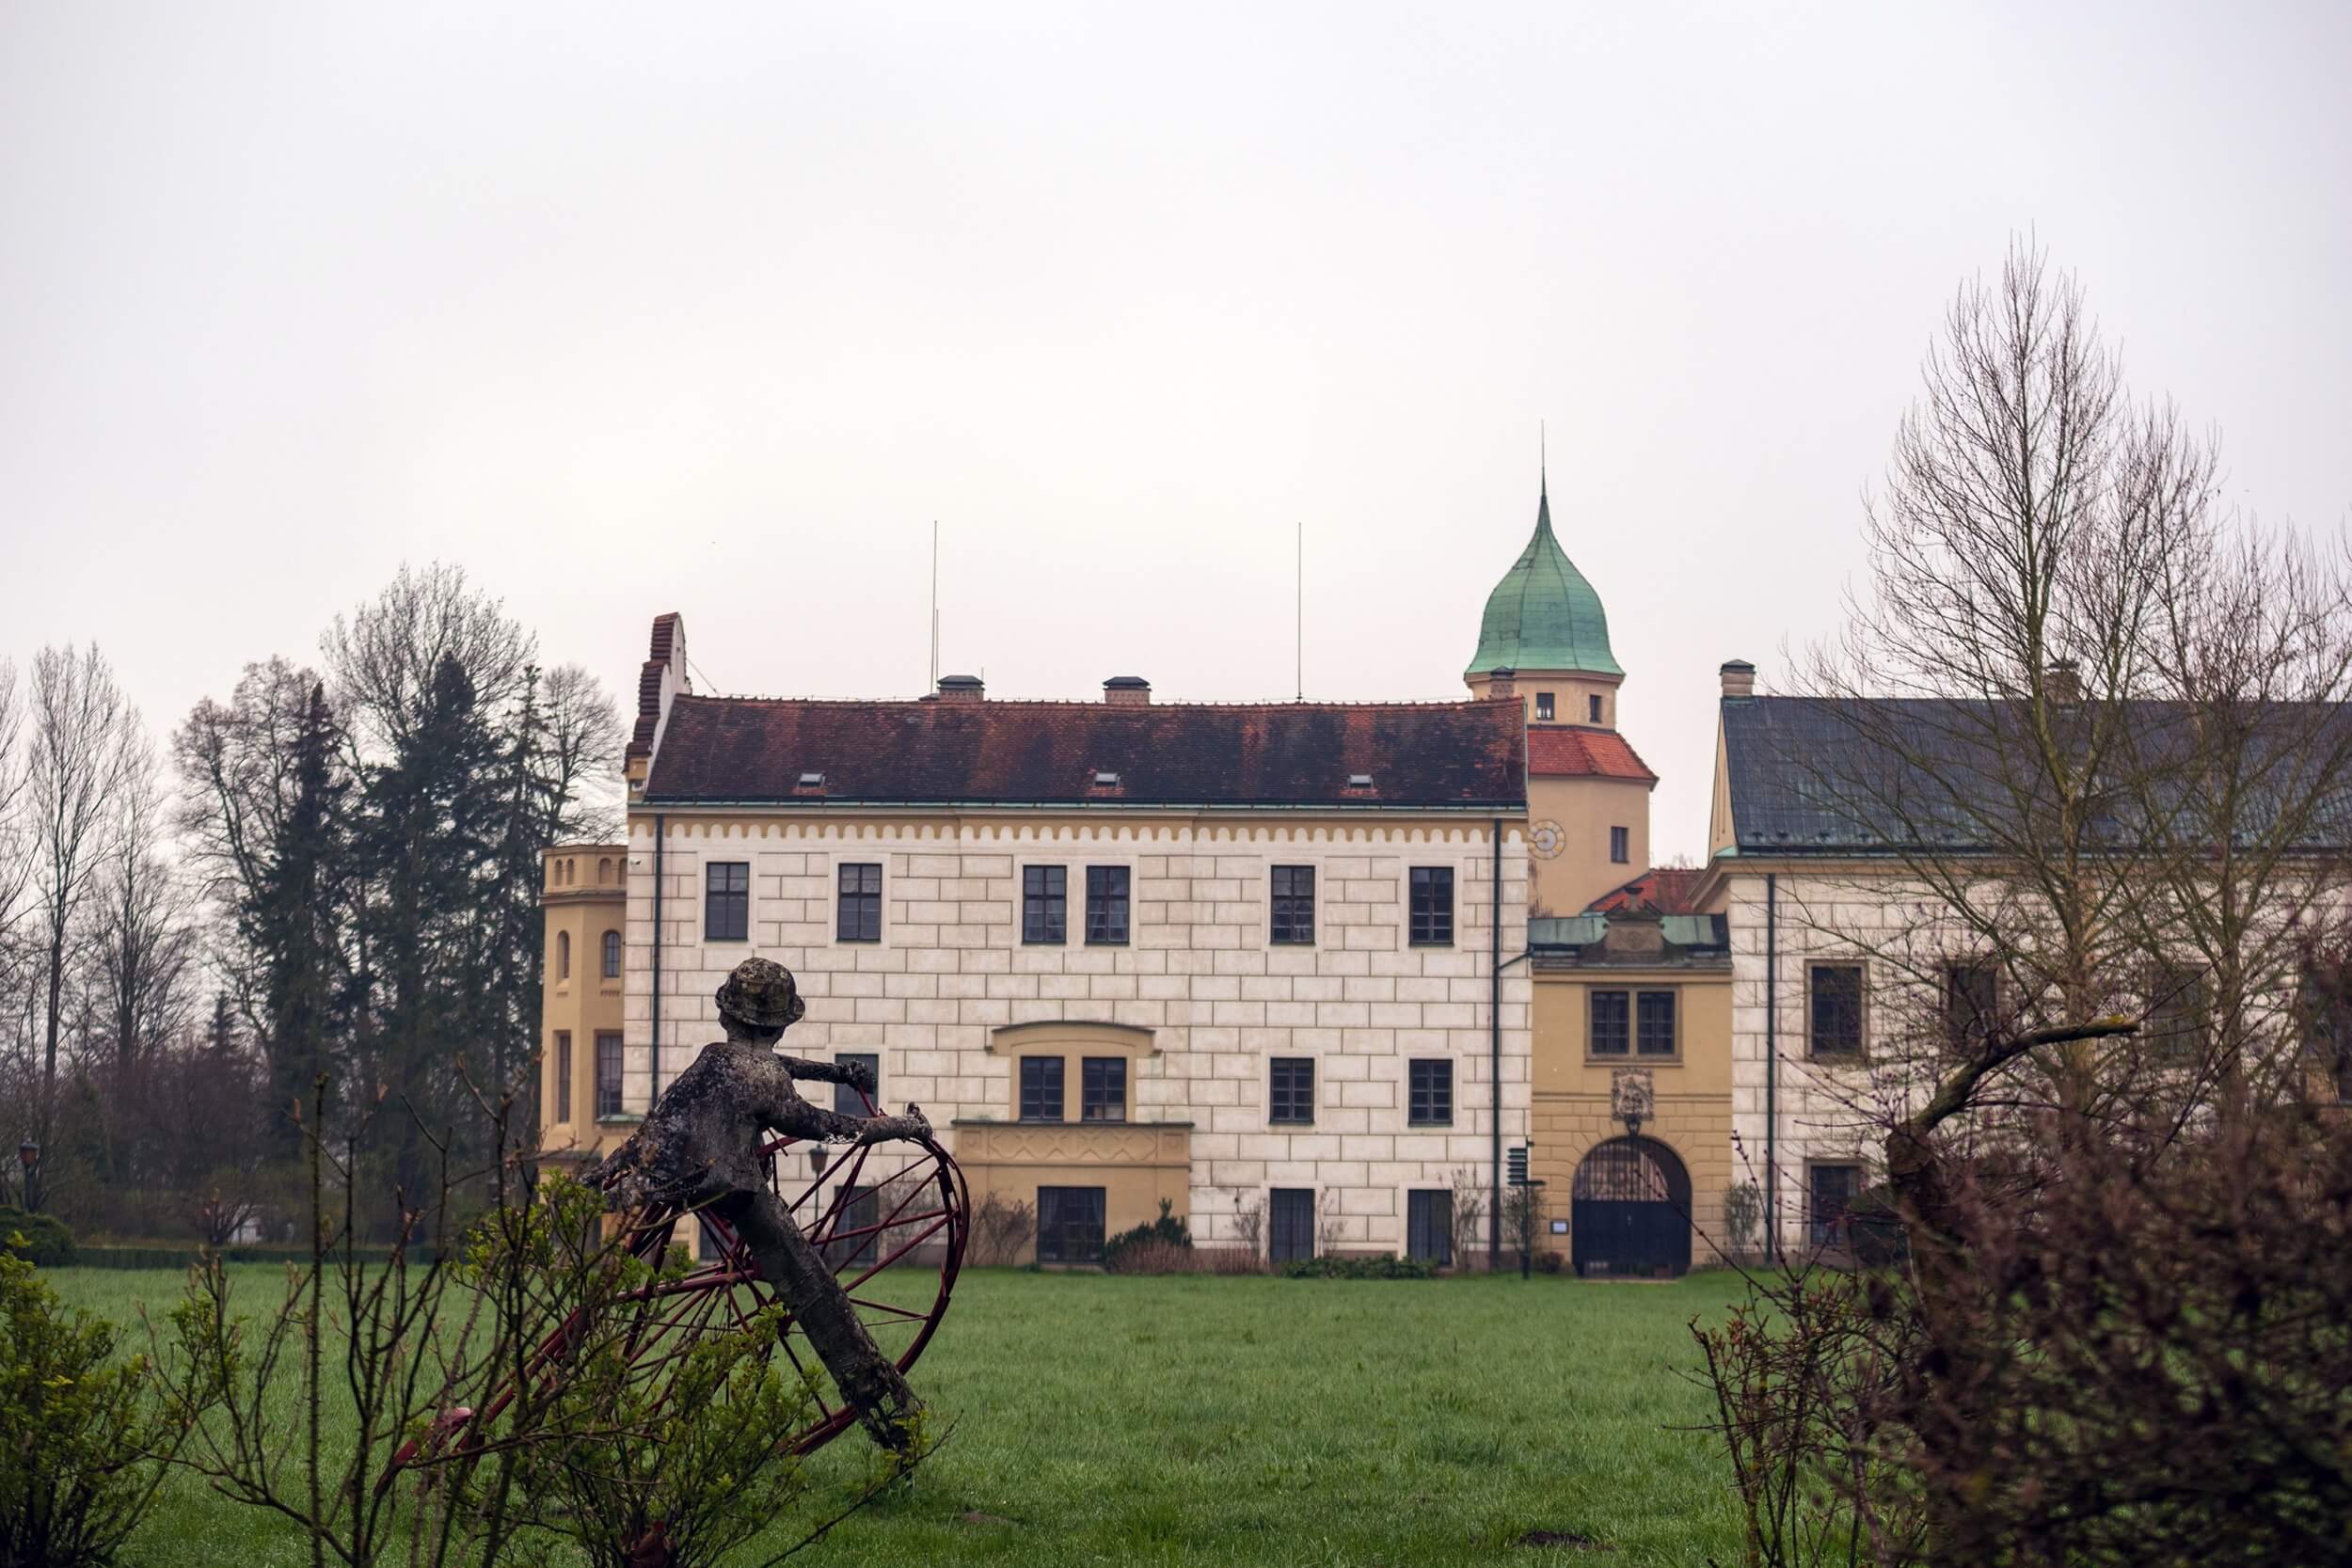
0, 1210, 75, 1267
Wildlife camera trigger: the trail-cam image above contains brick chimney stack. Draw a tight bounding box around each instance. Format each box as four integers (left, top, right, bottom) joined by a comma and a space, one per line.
1486, 666, 1518, 700
1720, 660, 1756, 699
1104, 676, 1152, 705
937, 674, 985, 704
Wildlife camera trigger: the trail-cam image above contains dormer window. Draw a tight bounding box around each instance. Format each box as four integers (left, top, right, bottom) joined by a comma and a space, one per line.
1346, 773, 1374, 788
798, 771, 825, 788
1093, 770, 1120, 787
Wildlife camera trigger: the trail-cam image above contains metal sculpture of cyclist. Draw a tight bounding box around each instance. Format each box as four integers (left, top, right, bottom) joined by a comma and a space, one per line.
593, 957, 935, 1454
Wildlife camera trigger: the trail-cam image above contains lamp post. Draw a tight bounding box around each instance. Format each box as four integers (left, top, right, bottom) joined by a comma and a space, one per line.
17, 1140, 40, 1215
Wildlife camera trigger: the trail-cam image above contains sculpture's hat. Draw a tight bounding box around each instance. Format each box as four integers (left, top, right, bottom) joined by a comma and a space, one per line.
715, 957, 805, 1031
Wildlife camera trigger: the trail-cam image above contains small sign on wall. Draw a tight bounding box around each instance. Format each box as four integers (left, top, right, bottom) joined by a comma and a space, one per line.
1549, 1219, 1569, 1234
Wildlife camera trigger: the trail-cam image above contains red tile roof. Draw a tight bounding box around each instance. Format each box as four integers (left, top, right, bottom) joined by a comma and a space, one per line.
1590, 866, 1708, 915
643, 696, 1529, 809
1526, 725, 1658, 784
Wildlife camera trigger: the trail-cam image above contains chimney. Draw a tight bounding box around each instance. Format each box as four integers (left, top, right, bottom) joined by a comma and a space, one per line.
2044, 659, 2082, 705
936, 674, 985, 704
1104, 675, 1152, 705
1720, 659, 1756, 699
1486, 666, 1518, 700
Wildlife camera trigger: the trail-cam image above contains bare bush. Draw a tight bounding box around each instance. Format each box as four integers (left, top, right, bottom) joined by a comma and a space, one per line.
966, 1191, 1035, 1267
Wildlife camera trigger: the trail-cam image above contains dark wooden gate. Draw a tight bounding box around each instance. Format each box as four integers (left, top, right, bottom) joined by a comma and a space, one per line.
1571, 1136, 1692, 1277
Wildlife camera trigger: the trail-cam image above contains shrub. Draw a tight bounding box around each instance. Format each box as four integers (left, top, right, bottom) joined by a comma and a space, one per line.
1193, 1246, 1265, 1275
0, 1251, 177, 1566
1279, 1254, 1438, 1280
1536, 1250, 1565, 1275
1101, 1237, 1196, 1275
0, 1210, 75, 1267
1099, 1198, 1190, 1273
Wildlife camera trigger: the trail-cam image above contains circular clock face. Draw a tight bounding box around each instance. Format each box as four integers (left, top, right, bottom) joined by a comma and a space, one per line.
1531, 820, 1565, 859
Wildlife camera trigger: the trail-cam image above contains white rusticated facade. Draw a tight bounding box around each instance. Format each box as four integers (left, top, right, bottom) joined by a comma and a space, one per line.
618, 813, 1532, 1254
1716, 868, 1939, 1251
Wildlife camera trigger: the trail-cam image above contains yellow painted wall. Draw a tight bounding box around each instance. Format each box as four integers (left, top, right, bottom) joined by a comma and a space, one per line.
1530, 965, 1736, 1262
1528, 773, 1653, 915
1465, 670, 1623, 730
540, 846, 628, 1172
950, 1120, 1193, 1263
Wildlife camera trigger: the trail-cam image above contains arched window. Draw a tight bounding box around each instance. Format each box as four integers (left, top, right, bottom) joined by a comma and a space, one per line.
601, 930, 621, 979
598, 857, 613, 884
557, 930, 571, 980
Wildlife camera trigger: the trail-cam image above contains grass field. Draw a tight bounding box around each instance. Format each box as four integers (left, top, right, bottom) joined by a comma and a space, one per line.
43, 1265, 1748, 1567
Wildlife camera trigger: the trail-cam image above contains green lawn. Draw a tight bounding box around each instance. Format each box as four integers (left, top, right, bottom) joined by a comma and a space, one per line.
44, 1265, 1747, 1567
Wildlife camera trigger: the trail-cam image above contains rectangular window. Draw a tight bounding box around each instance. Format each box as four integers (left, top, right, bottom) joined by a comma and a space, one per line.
553, 1031, 572, 1124
830, 1185, 880, 1269
1023, 865, 1068, 945
1636, 990, 1677, 1056
1269, 1056, 1314, 1125
1589, 990, 1630, 1056
1534, 692, 1554, 721
1019, 1056, 1064, 1121
833, 1052, 879, 1117
1037, 1186, 1106, 1263
1808, 963, 1866, 1058
1588, 693, 1603, 723
1610, 826, 1629, 864
2147, 965, 2207, 1059
2298, 970, 2352, 1104
1085, 865, 1130, 945
1271, 864, 1316, 945
1406, 1189, 1453, 1266
1268, 1188, 1316, 1263
595, 1031, 623, 1117
1080, 1056, 1127, 1122
1408, 866, 1454, 946
1809, 1164, 1862, 1247
836, 862, 882, 942
1943, 960, 1998, 1050
705, 861, 749, 942
1407, 1058, 1454, 1126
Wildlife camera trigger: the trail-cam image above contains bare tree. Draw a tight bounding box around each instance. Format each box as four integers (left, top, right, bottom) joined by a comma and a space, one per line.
25, 644, 137, 1133
538, 662, 625, 839
323, 562, 534, 756
93, 733, 199, 1077
1788, 240, 2352, 1132
1696, 243, 2352, 1566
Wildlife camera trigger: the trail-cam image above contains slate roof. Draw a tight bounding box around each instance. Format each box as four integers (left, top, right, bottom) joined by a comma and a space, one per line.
641, 696, 1530, 809
1527, 725, 1658, 784
1464, 483, 1621, 679
1719, 695, 2352, 855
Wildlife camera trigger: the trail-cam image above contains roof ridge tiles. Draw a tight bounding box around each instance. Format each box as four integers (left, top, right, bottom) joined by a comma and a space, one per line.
675, 692, 1523, 711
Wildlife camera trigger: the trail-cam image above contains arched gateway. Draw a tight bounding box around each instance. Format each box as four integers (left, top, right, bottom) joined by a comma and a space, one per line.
1570, 1135, 1692, 1277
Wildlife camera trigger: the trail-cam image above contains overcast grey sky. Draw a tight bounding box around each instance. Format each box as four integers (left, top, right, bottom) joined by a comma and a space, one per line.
4, 2, 2346, 861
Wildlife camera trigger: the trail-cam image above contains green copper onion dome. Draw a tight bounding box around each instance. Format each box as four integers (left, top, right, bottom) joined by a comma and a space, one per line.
1464, 479, 1621, 678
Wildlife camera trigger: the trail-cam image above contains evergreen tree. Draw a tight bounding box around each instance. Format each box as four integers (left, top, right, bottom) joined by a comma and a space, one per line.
246, 680, 348, 1160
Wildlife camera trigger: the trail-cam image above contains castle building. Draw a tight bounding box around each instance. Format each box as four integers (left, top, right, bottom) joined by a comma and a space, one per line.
544, 477, 1738, 1274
